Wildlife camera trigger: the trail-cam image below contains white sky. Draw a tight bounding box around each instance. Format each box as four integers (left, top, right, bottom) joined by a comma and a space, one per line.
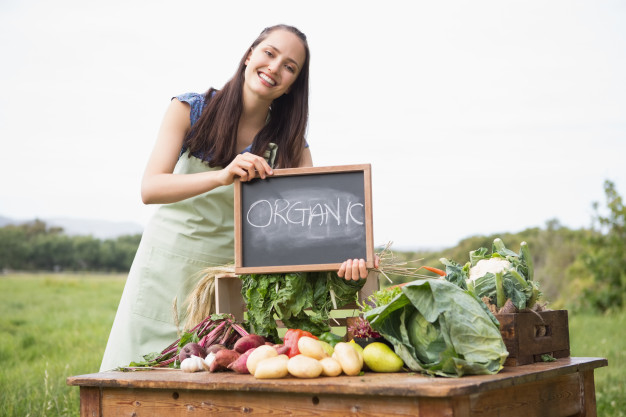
1, 0, 625, 250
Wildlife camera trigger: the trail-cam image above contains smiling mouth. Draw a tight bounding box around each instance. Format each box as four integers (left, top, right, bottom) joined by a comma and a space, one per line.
258, 72, 276, 86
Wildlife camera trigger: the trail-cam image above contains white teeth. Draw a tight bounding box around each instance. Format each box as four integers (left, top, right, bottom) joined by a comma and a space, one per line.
259, 72, 276, 86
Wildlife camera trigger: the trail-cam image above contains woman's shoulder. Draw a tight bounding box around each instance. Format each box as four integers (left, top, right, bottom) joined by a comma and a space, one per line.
174, 92, 205, 105
172, 92, 207, 126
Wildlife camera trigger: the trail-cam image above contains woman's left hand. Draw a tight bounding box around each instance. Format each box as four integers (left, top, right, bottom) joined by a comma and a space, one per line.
337, 256, 380, 281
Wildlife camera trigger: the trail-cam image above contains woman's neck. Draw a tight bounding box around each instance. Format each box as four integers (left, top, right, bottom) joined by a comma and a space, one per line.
241, 88, 272, 125
237, 94, 271, 152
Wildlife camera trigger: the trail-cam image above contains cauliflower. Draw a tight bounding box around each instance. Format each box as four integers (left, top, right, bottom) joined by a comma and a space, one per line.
468, 258, 512, 282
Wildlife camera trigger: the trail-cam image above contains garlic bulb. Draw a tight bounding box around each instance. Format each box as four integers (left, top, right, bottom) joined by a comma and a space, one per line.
180, 355, 209, 373
204, 352, 216, 369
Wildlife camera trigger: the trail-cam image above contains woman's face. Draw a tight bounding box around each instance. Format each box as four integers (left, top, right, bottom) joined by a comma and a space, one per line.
244, 29, 307, 103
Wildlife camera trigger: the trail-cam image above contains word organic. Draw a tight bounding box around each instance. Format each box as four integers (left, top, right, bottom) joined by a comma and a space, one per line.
246, 198, 364, 229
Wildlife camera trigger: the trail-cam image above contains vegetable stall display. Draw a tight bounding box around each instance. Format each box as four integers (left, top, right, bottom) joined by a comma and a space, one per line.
122, 239, 552, 378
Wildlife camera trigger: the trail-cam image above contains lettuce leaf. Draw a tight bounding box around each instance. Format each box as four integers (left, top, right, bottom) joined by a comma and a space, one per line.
241, 272, 365, 341
364, 279, 508, 377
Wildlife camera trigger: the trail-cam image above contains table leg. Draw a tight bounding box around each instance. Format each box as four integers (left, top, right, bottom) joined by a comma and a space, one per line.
80, 386, 101, 417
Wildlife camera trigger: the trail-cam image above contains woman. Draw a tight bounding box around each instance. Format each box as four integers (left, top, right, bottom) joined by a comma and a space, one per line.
100, 25, 373, 371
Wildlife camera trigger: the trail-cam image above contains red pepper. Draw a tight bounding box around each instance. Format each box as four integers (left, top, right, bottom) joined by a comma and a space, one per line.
283, 329, 318, 358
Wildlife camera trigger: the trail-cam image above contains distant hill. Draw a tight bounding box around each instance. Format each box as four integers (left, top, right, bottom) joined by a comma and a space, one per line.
0, 215, 144, 239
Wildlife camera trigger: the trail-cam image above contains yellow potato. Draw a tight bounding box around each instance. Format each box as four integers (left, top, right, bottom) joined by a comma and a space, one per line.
287, 354, 323, 378
297, 336, 328, 360
254, 355, 289, 379
246, 345, 278, 375
319, 357, 342, 377
332, 342, 363, 376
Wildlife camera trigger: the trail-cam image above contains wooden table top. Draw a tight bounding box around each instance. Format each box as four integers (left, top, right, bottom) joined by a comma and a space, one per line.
67, 357, 607, 398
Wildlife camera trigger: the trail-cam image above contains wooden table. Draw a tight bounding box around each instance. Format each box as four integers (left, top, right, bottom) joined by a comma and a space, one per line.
67, 357, 607, 417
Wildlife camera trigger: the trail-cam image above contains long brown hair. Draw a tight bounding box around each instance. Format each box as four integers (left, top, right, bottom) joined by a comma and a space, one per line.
183, 25, 310, 168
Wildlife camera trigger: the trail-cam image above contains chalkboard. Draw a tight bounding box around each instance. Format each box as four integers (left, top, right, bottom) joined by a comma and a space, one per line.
234, 164, 374, 274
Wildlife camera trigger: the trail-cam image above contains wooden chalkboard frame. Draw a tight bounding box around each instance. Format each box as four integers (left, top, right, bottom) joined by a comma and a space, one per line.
234, 164, 374, 274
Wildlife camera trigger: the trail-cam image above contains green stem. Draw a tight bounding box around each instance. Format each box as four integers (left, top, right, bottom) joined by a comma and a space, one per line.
495, 271, 506, 308
509, 269, 530, 290
528, 284, 540, 309
520, 241, 534, 282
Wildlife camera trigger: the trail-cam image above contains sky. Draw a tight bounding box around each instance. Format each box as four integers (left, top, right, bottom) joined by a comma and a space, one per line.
1, 0, 625, 251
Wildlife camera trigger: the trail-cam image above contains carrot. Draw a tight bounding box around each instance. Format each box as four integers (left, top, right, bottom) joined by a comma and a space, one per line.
386, 282, 409, 290
418, 266, 446, 277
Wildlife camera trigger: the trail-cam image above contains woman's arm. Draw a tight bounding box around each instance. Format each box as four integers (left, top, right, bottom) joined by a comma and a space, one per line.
141, 99, 273, 204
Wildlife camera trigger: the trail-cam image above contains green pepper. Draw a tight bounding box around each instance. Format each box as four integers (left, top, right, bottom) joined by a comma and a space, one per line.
318, 331, 343, 347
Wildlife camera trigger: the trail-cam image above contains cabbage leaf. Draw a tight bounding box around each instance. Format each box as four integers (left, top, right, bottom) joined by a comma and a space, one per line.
364, 279, 508, 377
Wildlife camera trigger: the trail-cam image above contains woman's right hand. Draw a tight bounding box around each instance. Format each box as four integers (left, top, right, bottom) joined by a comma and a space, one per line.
220, 152, 274, 185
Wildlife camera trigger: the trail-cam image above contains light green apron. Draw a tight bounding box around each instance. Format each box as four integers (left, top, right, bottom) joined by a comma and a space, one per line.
100, 146, 276, 371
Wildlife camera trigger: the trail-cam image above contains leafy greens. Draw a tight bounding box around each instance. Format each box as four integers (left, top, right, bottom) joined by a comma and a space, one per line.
364, 279, 508, 377
240, 272, 365, 342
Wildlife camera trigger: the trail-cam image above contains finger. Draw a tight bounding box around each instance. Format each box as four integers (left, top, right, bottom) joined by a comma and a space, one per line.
253, 157, 273, 179
374, 255, 380, 269
337, 261, 347, 278
245, 164, 256, 181
251, 157, 272, 179
231, 166, 249, 182
358, 259, 368, 279
236, 158, 256, 181
351, 259, 360, 281
343, 259, 353, 280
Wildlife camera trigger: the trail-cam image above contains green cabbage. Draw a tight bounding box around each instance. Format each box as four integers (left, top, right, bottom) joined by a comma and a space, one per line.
364, 279, 508, 377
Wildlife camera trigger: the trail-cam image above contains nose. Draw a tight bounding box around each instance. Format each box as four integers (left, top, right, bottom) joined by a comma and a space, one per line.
267, 61, 276, 73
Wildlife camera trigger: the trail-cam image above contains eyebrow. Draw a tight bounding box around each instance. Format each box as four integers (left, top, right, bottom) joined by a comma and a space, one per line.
266, 44, 301, 69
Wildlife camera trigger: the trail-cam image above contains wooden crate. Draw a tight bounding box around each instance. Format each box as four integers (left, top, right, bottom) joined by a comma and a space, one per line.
215, 272, 380, 332
495, 309, 570, 366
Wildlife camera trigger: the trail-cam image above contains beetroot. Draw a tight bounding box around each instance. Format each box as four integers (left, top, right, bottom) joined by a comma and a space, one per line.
273, 344, 290, 355
233, 334, 266, 354
179, 342, 206, 361
227, 347, 256, 374
210, 349, 241, 372
205, 344, 227, 355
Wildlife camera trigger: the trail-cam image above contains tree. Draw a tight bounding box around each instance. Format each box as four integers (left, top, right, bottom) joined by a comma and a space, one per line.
581, 180, 626, 311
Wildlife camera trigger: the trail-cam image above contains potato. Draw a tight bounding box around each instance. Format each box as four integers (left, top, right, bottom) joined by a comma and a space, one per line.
287, 354, 323, 378
254, 355, 289, 379
319, 357, 342, 377
209, 349, 240, 372
246, 345, 278, 375
233, 334, 266, 354
333, 342, 363, 376
297, 336, 327, 360
227, 348, 255, 374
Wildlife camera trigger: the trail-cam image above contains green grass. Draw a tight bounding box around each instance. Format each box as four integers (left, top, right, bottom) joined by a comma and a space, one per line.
569, 310, 626, 417
0, 273, 623, 416
0, 273, 126, 417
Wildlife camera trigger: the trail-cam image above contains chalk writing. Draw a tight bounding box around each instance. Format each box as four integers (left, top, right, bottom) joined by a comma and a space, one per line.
246, 198, 364, 228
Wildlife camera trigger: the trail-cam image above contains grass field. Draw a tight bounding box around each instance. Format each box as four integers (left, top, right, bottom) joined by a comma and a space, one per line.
1, 273, 624, 416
